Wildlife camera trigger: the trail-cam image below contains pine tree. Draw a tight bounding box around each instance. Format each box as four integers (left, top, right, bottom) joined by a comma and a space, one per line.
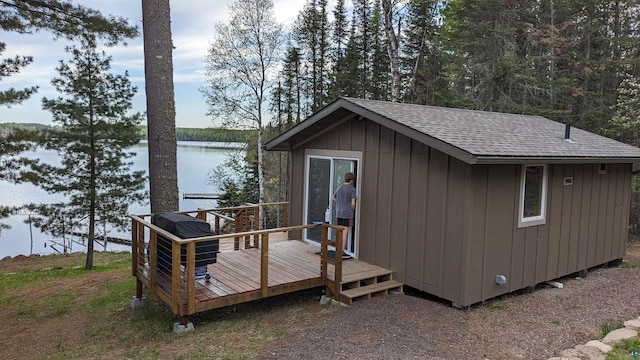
1, 0, 137, 235
608, 77, 640, 146
22, 36, 146, 269
353, 0, 372, 99
403, 0, 446, 105
370, 2, 391, 100
327, 0, 349, 101
294, 0, 331, 112
142, 0, 179, 213
0, 0, 137, 107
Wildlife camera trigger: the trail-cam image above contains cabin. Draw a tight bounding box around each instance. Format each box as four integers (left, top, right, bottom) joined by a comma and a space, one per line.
264, 97, 640, 307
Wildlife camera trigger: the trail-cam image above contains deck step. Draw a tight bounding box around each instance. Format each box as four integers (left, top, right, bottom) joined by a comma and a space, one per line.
340, 280, 404, 304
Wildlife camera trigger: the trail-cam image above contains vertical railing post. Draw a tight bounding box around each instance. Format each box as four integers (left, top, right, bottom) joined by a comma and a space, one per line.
171, 240, 181, 315
131, 219, 138, 277
196, 210, 206, 221
335, 227, 343, 290
260, 233, 269, 297
215, 215, 220, 234
321, 225, 331, 297
186, 241, 196, 315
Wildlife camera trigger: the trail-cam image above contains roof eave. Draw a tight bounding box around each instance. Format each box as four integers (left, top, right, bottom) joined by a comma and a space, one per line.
264, 98, 349, 151
473, 156, 640, 165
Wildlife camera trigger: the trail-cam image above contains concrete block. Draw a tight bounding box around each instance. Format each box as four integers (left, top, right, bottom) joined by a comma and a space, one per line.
173, 322, 195, 334
130, 296, 149, 310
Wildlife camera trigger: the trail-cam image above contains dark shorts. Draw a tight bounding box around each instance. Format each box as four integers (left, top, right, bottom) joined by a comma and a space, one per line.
337, 218, 353, 227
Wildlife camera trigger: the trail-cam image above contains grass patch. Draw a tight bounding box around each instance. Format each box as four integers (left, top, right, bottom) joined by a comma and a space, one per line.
0, 252, 332, 360
601, 320, 624, 338
0, 258, 130, 292
606, 337, 640, 359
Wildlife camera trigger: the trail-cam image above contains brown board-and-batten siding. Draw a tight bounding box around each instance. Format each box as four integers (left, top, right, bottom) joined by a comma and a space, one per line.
286, 114, 633, 307
462, 163, 632, 306
288, 116, 470, 303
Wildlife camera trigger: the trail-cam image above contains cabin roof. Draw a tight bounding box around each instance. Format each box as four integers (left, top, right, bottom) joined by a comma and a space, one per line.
264, 97, 640, 164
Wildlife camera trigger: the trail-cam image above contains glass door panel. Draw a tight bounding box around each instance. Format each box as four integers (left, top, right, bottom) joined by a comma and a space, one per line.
305, 158, 331, 242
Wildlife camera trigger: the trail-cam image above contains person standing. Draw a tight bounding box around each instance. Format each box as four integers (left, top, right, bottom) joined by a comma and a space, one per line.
332, 172, 357, 258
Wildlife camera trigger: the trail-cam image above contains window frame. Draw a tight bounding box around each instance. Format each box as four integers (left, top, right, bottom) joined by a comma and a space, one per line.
518, 164, 548, 228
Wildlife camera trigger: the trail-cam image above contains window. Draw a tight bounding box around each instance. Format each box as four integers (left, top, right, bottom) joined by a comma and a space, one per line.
518, 165, 548, 228
599, 163, 607, 174
563, 177, 573, 186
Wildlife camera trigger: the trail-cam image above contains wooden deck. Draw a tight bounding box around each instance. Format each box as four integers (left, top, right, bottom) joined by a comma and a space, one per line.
131, 204, 402, 317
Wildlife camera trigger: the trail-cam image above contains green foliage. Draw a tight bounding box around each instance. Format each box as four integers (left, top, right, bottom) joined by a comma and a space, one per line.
20, 36, 146, 269
175, 127, 254, 142
0, 0, 138, 108
0, 43, 37, 107
607, 337, 640, 359
0, 0, 137, 44
601, 320, 624, 338
0, 259, 129, 293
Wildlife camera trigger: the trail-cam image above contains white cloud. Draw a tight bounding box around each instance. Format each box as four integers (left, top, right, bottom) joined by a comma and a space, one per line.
0, 0, 318, 128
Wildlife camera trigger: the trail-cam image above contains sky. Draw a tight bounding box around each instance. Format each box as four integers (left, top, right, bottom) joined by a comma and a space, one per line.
0, 0, 312, 128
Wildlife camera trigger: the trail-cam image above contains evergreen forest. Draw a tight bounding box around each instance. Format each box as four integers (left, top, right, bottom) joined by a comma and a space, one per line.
270, 0, 639, 136
259, 0, 640, 230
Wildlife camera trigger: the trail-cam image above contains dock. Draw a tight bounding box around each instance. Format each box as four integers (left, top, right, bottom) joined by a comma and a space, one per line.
182, 193, 222, 199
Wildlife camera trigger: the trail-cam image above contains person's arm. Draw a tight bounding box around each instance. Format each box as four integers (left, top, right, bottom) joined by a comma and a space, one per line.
351, 198, 356, 210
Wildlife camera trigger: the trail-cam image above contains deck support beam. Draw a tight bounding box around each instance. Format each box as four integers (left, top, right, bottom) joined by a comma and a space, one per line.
260, 233, 269, 297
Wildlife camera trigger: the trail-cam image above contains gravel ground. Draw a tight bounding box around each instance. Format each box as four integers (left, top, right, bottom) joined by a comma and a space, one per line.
258, 261, 640, 360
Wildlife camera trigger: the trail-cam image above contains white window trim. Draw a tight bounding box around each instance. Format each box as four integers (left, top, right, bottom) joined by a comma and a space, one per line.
518, 164, 548, 228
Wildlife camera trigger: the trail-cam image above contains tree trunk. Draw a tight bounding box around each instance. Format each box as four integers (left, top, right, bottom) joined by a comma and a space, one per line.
142, 0, 179, 213
382, 0, 400, 102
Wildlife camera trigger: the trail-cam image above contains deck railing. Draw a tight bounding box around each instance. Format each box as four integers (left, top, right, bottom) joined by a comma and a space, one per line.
131, 202, 345, 316
320, 225, 345, 299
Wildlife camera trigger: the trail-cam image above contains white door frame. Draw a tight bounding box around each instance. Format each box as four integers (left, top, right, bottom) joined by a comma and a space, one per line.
303, 149, 362, 258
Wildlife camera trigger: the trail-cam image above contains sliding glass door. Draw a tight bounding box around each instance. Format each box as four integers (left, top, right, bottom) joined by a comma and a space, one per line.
305, 155, 358, 255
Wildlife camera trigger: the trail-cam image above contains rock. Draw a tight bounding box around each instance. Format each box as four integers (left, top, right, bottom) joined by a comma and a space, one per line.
574, 345, 605, 360
584, 340, 612, 353
624, 319, 640, 330
602, 327, 637, 344
559, 348, 580, 357
319, 295, 331, 305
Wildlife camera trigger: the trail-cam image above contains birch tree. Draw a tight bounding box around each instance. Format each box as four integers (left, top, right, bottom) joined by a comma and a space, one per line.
381, 0, 402, 101
203, 0, 283, 228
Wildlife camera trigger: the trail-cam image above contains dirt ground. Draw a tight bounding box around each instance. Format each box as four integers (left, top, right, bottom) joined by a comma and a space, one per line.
257, 244, 640, 360
2, 247, 640, 359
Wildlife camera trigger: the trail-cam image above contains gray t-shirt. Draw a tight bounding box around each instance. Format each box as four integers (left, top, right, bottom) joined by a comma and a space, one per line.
334, 183, 357, 219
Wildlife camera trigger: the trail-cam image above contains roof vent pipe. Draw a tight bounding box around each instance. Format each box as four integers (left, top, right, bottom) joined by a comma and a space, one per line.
564, 123, 571, 140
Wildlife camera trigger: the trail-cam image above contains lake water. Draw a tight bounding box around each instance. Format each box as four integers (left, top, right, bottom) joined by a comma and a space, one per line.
0, 141, 241, 258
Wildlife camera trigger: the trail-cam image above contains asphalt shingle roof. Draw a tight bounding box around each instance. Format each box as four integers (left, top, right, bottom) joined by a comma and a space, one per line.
265, 97, 640, 164
344, 97, 640, 161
